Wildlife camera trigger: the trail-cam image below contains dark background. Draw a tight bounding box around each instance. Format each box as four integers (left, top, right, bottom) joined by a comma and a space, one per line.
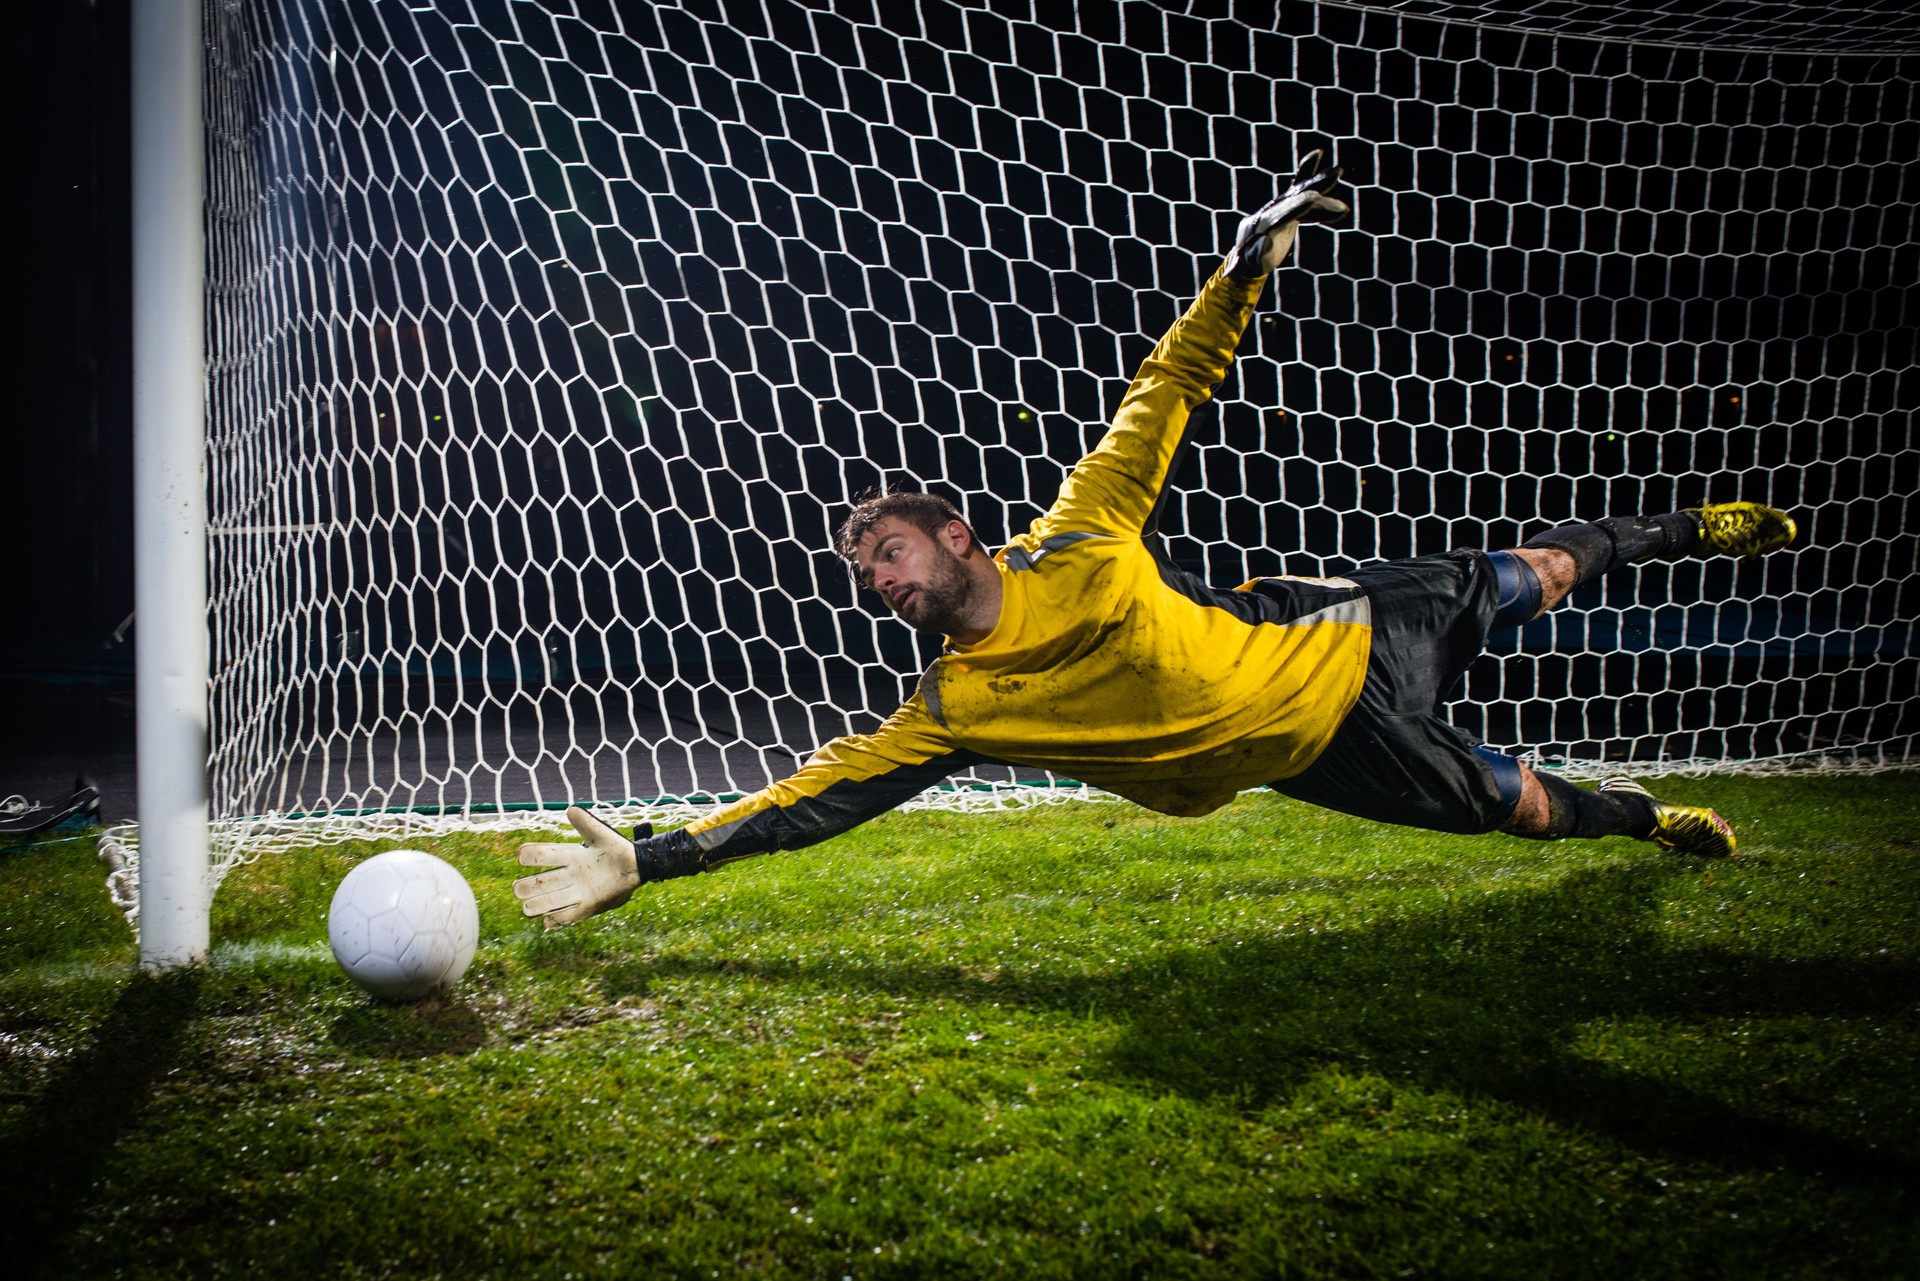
4, 1, 135, 819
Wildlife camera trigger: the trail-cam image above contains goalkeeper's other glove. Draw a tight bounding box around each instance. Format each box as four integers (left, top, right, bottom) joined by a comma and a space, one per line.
514, 805, 704, 928
1227, 149, 1349, 280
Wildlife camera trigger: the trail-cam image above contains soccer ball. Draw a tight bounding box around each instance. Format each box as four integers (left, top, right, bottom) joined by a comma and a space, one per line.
328, 849, 480, 1002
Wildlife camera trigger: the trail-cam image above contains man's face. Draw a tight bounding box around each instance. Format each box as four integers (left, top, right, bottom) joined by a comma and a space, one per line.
855, 517, 977, 637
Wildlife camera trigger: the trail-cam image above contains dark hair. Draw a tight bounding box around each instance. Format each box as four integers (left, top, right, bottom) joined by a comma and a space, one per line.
833, 489, 972, 563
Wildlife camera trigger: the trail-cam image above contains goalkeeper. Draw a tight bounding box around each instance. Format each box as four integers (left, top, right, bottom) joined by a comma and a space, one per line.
516, 153, 1796, 928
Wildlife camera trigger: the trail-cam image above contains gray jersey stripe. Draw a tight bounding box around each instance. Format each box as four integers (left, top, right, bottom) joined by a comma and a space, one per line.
1286, 597, 1372, 629
918, 667, 948, 728
1004, 530, 1104, 571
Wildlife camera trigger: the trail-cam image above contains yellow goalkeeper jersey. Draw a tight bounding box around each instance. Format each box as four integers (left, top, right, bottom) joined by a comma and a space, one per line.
686, 263, 1373, 860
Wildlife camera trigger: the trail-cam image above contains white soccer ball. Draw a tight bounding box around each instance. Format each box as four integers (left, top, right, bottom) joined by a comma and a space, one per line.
328, 849, 480, 1002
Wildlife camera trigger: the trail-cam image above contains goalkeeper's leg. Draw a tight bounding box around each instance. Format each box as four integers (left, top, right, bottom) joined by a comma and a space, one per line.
1499, 764, 1735, 857
1269, 552, 1740, 857
1487, 502, 1797, 626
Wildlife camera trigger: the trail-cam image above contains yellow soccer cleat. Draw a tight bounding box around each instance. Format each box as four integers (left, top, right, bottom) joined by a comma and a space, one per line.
1600, 777, 1736, 858
1687, 502, 1797, 558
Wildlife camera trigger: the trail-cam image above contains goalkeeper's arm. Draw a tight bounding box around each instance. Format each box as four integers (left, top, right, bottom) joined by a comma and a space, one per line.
514, 694, 984, 927
1038, 151, 1348, 539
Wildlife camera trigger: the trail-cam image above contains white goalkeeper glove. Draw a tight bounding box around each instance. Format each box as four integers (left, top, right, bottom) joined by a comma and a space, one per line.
1226, 149, 1350, 280
514, 806, 704, 928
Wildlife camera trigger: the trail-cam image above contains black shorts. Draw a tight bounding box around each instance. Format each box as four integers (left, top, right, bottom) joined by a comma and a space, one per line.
1269, 550, 1523, 835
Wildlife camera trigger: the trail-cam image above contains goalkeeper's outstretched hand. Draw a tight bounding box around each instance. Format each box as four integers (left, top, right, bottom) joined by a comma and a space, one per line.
514, 805, 704, 928
1227, 149, 1349, 280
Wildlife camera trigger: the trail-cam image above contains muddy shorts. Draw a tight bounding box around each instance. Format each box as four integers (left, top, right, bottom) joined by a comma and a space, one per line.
1269, 550, 1524, 834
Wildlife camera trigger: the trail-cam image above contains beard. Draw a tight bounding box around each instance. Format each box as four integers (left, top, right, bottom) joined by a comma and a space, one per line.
893, 544, 977, 637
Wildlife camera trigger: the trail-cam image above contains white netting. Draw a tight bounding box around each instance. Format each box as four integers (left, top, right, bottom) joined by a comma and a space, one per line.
1326, 0, 1920, 56
167, 0, 1920, 896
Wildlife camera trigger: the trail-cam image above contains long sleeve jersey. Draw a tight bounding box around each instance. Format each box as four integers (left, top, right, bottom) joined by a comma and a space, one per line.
684, 263, 1373, 861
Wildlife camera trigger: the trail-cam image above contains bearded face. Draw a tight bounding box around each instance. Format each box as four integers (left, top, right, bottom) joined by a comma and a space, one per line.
856, 517, 985, 639
886, 537, 977, 636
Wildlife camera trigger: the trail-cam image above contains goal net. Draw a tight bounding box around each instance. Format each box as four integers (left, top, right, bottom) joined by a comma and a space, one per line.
154, 0, 1919, 905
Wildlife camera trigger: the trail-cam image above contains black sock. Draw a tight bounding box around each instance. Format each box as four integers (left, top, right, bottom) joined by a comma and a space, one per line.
1516, 772, 1658, 841
1522, 512, 1703, 587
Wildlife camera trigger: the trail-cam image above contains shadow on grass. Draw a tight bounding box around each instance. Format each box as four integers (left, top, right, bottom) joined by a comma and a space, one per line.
638, 859, 1920, 1194
0, 970, 202, 1279
329, 994, 489, 1059
1092, 861, 1920, 1193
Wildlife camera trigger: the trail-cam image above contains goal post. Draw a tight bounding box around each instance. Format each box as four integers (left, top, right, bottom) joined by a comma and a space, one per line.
130, 0, 210, 969
121, 0, 1919, 954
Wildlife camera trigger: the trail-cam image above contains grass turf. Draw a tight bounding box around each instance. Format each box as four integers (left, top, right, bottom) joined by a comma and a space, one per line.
1, 773, 1916, 1278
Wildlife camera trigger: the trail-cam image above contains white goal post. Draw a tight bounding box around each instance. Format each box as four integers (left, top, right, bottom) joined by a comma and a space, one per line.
130, 0, 210, 968
122, 0, 1919, 957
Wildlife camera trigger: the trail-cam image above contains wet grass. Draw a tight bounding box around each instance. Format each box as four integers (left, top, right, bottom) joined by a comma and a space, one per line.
1, 773, 1916, 1278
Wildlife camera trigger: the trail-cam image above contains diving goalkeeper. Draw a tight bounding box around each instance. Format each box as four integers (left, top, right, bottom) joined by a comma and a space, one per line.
515, 153, 1796, 929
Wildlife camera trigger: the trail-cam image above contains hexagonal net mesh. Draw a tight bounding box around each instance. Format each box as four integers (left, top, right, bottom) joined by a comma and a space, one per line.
162, 0, 1918, 899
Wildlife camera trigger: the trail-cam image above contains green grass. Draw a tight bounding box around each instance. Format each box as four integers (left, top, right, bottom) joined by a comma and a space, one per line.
2, 774, 1916, 1279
